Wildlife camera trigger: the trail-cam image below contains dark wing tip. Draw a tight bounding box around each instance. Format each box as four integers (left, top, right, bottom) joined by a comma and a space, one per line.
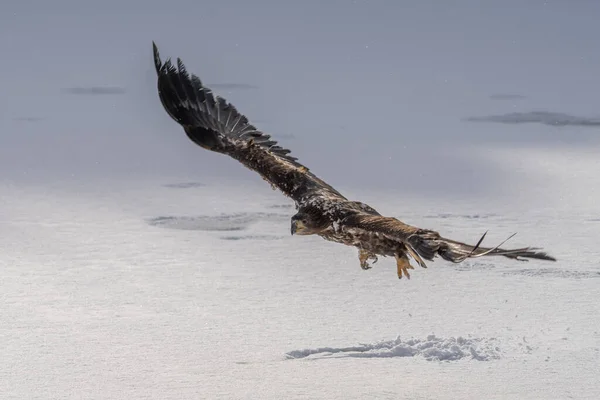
532, 251, 557, 262
151, 47, 308, 165
153, 41, 164, 75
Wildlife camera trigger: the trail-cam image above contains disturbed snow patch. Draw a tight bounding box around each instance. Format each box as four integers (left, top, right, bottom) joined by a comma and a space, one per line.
450, 261, 497, 272
162, 182, 206, 189
505, 268, 600, 279
465, 111, 600, 127
266, 203, 295, 210
286, 335, 501, 362
489, 93, 527, 100
220, 234, 285, 241
423, 212, 499, 220
147, 212, 285, 231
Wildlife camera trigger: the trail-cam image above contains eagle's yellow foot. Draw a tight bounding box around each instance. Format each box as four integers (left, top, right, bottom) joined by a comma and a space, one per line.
358, 250, 378, 270
395, 253, 415, 279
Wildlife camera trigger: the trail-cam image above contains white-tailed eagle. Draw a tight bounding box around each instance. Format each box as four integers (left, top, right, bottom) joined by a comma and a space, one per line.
152, 42, 556, 279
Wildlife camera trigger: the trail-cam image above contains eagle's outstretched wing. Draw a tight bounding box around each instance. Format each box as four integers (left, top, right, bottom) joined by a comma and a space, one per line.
344, 213, 557, 266
152, 42, 345, 204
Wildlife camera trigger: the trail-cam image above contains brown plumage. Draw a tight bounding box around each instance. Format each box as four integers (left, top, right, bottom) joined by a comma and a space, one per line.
152, 42, 557, 280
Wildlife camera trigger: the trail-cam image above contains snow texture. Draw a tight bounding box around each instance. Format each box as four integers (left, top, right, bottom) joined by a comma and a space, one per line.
1, 174, 599, 400
3, 1, 600, 398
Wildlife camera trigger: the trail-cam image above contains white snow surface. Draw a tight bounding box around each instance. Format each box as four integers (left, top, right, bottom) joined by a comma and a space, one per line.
1, 173, 599, 399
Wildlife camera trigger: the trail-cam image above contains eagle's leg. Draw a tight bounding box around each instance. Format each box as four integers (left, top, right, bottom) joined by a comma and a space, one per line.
395, 252, 416, 280
358, 249, 378, 270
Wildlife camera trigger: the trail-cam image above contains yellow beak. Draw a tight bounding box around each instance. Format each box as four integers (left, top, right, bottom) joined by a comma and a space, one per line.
291, 220, 306, 235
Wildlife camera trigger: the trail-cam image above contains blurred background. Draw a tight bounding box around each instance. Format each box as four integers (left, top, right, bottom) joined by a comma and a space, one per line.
1, 0, 600, 208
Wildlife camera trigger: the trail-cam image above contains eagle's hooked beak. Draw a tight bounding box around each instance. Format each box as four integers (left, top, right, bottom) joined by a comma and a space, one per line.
291, 220, 306, 235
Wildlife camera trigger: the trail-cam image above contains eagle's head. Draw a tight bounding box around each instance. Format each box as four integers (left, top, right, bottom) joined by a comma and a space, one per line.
290, 207, 329, 236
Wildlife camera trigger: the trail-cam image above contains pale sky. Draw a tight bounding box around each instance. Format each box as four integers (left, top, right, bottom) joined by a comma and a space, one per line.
1, 0, 600, 196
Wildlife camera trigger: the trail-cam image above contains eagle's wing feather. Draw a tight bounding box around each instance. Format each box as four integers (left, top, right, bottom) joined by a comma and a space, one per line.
344, 213, 557, 263
153, 42, 345, 204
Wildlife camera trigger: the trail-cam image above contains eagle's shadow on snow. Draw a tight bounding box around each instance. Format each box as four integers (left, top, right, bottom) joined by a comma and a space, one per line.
285, 335, 501, 362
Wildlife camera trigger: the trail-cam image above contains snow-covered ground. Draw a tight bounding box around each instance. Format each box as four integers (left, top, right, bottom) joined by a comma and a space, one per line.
3, 2, 600, 397
1, 166, 599, 399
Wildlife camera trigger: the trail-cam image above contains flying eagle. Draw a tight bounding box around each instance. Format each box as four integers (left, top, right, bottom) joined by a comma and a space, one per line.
152, 42, 556, 279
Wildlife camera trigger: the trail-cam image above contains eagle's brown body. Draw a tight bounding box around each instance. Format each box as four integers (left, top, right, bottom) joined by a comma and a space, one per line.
152, 42, 556, 279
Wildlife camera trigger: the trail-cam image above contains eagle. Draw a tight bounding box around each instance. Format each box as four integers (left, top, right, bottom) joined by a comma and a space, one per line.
151, 42, 556, 279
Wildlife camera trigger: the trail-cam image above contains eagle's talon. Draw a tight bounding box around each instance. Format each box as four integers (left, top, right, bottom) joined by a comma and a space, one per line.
395, 253, 414, 280
358, 249, 377, 270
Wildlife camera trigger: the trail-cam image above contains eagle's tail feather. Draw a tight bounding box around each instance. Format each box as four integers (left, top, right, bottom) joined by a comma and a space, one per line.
407, 230, 557, 264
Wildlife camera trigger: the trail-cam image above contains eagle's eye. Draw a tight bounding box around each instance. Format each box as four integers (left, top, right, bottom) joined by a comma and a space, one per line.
293, 214, 307, 223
